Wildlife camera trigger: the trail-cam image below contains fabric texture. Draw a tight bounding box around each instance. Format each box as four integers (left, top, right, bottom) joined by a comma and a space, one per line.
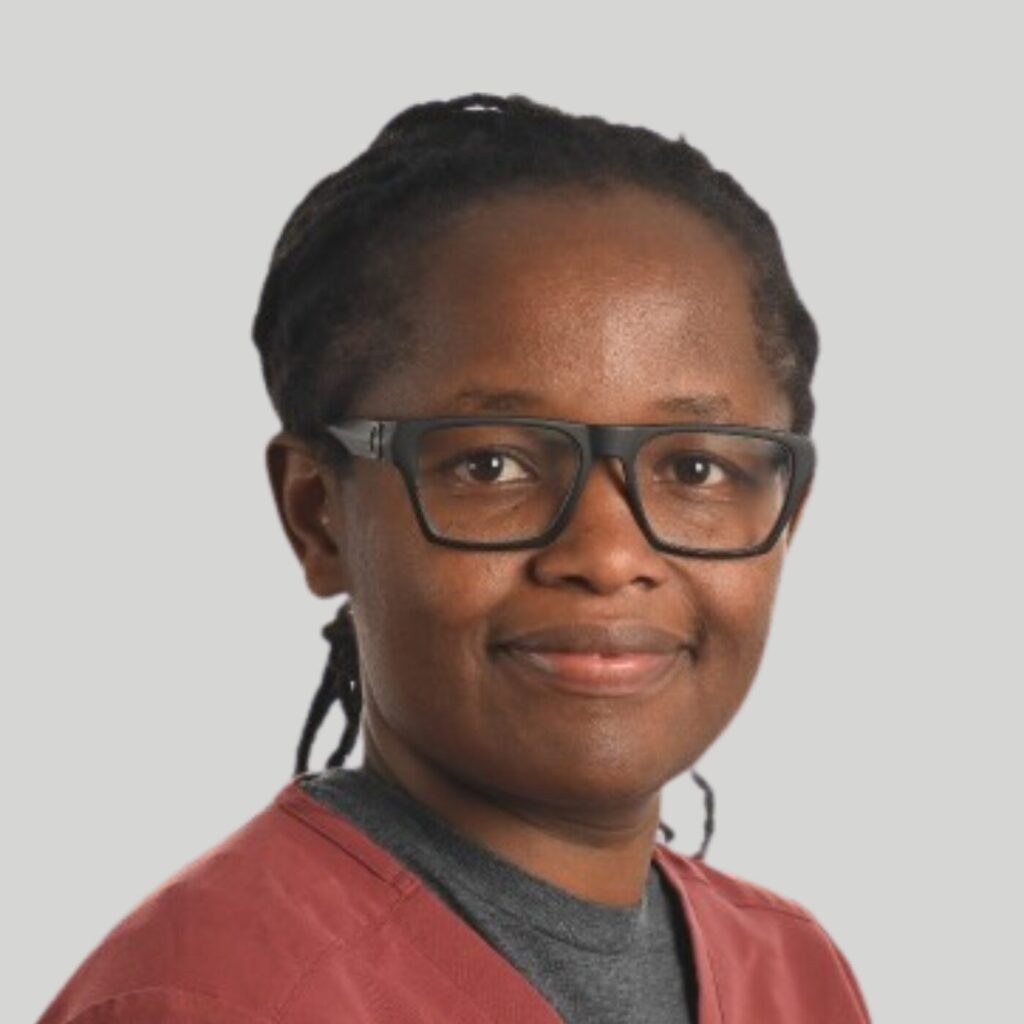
37, 774, 872, 1024
300, 766, 696, 1023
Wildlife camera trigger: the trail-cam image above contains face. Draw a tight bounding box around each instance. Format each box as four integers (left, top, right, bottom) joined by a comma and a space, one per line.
271, 185, 809, 818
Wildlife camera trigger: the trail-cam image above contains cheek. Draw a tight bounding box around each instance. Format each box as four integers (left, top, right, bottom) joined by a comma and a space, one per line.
690, 551, 784, 702
346, 462, 507, 608
345, 483, 514, 729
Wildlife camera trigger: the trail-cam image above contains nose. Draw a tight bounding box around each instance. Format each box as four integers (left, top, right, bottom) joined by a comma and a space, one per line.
528, 456, 669, 593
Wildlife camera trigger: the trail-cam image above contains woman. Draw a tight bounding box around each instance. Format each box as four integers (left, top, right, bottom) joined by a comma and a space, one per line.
39, 93, 871, 1023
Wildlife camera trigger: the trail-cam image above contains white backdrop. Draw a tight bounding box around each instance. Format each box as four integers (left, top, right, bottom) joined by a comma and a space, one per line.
4, 3, 1020, 1020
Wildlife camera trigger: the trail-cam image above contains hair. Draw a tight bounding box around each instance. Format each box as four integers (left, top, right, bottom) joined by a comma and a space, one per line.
252, 92, 818, 861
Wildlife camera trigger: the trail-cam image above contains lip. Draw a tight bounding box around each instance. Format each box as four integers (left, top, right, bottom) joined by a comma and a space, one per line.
495, 621, 689, 655
493, 621, 693, 697
496, 645, 686, 697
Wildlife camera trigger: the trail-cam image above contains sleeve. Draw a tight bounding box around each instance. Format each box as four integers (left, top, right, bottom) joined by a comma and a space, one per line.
59, 988, 278, 1024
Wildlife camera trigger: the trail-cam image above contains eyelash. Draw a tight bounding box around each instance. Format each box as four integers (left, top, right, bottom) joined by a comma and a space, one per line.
440, 448, 748, 488
443, 448, 537, 483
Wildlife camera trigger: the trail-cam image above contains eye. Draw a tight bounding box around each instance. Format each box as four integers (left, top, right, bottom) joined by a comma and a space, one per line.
446, 448, 535, 485
666, 454, 729, 487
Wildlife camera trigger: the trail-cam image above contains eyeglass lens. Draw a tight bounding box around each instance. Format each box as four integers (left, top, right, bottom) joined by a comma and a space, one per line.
414, 423, 792, 551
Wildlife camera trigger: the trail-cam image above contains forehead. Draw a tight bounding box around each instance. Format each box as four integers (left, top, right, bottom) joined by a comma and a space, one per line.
356, 185, 788, 427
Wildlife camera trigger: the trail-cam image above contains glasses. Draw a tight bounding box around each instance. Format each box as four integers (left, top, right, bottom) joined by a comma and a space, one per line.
322, 416, 815, 559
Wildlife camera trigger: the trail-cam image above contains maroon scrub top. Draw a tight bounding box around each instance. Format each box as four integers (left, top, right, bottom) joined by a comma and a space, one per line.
37, 775, 871, 1023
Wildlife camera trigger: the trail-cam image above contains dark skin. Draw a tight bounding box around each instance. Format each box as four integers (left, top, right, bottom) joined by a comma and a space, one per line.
267, 185, 810, 907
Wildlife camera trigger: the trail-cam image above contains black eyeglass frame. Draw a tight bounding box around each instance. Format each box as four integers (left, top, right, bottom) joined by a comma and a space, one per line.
322, 416, 816, 559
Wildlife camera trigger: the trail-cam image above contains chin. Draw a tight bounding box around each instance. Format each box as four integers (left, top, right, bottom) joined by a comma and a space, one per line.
479, 744, 682, 819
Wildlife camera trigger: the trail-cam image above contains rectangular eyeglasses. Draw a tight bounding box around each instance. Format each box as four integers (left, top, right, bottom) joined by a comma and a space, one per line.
321, 416, 815, 559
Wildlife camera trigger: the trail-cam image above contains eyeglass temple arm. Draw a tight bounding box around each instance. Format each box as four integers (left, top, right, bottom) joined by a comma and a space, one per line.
325, 420, 390, 461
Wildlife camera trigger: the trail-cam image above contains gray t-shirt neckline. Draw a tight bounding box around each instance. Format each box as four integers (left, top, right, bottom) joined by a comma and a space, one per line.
301, 765, 697, 1023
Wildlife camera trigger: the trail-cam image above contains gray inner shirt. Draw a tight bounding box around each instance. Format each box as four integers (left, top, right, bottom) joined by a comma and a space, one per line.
301, 767, 697, 1024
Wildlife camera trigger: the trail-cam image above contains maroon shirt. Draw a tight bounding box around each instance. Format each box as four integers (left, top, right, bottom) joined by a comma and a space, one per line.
38, 775, 871, 1023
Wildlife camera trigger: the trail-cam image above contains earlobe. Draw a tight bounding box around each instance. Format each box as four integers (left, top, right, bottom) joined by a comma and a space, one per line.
265, 431, 351, 598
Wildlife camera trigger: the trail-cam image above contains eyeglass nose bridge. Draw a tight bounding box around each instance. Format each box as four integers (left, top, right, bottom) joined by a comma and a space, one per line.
547, 424, 656, 544
570, 422, 675, 490
586, 422, 648, 461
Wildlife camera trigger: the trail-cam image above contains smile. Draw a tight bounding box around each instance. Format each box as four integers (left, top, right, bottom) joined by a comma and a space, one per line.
496, 645, 686, 697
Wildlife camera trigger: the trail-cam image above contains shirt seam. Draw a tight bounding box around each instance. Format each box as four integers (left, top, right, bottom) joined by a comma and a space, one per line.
275, 883, 564, 1024
271, 872, 412, 1021
275, 785, 415, 895
64, 985, 278, 1024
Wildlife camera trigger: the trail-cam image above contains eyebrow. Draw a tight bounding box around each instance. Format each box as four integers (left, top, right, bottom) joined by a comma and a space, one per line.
451, 387, 734, 420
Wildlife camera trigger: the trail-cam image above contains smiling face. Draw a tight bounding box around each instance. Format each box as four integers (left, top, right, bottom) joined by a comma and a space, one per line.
285, 183, 807, 820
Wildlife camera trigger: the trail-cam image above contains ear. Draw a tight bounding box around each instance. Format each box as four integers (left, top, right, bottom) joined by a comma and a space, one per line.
265, 430, 351, 597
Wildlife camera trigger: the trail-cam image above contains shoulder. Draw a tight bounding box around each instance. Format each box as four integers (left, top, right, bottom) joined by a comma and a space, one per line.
657, 843, 817, 917
38, 779, 415, 1024
654, 845, 872, 1022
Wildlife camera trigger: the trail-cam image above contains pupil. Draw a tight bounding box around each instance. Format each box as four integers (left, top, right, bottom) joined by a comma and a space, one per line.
677, 457, 710, 484
468, 452, 504, 482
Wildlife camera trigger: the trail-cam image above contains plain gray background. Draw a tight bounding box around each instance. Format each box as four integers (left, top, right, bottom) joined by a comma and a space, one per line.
4, 3, 1020, 1020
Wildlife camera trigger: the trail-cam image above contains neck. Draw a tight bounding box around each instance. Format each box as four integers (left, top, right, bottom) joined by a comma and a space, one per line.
362, 713, 661, 908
